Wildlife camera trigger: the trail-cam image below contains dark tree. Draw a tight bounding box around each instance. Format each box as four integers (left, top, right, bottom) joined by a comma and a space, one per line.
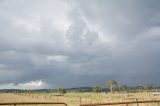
58, 88, 66, 94
93, 85, 101, 93
119, 84, 127, 91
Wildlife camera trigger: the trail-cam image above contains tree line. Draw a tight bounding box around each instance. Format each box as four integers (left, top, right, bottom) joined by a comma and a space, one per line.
93, 80, 154, 93
57, 80, 155, 94
92, 80, 127, 93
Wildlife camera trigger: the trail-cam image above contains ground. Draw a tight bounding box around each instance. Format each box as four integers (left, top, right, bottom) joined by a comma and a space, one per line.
0, 92, 160, 106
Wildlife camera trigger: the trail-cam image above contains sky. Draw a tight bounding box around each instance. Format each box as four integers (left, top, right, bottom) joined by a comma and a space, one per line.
0, 0, 160, 89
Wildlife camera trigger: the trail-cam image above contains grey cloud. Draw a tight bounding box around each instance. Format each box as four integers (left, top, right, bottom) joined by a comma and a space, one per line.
0, 0, 160, 89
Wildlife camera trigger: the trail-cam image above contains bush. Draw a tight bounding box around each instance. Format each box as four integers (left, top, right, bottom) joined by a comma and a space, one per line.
58, 88, 66, 94
93, 85, 101, 93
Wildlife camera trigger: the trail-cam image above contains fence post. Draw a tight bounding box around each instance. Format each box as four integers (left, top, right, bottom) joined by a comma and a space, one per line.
50, 95, 52, 100
136, 98, 139, 106
80, 97, 81, 105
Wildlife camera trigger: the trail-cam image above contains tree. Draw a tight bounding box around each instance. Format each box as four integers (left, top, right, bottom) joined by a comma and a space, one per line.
144, 84, 154, 90
119, 84, 127, 91
93, 85, 101, 93
136, 85, 144, 91
58, 88, 66, 94
107, 80, 118, 92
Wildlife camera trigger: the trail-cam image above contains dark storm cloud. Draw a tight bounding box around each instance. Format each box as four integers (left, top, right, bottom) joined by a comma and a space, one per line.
0, 0, 160, 89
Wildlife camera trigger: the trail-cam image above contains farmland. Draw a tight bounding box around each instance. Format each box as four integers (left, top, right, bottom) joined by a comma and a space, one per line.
0, 92, 160, 106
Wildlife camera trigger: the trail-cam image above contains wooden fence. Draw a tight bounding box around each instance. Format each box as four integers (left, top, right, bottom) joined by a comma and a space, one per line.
0, 102, 68, 106
80, 100, 160, 106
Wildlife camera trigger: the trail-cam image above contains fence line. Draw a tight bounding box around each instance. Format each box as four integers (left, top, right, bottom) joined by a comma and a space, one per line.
80, 100, 160, 106
0, 102, 68, 106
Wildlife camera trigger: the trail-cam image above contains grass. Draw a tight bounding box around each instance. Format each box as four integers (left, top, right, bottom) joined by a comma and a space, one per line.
0, 92, 160, 106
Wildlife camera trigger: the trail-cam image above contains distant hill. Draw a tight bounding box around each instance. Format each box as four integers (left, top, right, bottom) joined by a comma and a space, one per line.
0, 87, 110, 93
0, 86, 159, 93
65, 87, 109, 92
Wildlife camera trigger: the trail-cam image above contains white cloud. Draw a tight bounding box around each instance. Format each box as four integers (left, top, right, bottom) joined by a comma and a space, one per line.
46, 55, 68, 62
0, 64, 6, 68
19, 80, 45, 88
0, 80, 46, 89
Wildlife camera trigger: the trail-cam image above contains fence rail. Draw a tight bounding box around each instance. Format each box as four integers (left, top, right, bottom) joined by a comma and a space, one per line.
80, 100, 160, 106
0, 102, 68, 106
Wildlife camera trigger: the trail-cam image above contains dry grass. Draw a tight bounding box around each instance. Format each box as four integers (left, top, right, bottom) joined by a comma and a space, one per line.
0, 92, 160, 106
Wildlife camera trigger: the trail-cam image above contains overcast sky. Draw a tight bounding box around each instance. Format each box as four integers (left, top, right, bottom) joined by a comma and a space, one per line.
0, 0, 160, 89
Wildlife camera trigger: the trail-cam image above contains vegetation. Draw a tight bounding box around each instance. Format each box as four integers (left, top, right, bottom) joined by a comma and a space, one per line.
0, 92, 159, 106
144, 84, 154, 90
93, 85, 101, 93
107, 80, 118, 92
119, 84, 127, 91
0, 82, 159, 106
58, 88, 66, 94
